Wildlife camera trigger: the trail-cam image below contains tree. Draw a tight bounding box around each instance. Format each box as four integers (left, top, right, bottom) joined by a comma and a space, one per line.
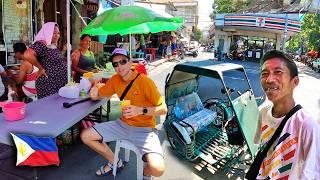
209, 0, 296, 20
287, 13, 320, 53
210, 0, 254, 20
194, 28, 202, 42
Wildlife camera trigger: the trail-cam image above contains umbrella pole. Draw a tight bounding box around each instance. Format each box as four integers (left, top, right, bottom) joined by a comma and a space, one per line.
67, 0, 72, 82
129, 29, 132, 59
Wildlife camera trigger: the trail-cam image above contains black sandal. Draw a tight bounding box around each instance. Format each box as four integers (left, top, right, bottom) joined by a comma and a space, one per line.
95, 159, 124, 176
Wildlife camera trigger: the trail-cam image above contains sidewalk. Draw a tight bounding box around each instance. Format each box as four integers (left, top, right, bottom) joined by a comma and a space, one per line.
146, 57, 169, 73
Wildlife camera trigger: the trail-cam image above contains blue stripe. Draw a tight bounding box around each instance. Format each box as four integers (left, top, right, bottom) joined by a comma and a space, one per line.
15, 134, 58, 152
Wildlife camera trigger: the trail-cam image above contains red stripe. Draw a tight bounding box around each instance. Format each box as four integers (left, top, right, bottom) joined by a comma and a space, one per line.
277, 175, 289, 180
262, 125, 268, 132
23, 86, 37, 94
265, 24, 284, 29
265, 17, 285, 22
18, 151, 60, 166
283, 149, 296, 161
288, 20, 301, 25
25, 73, 38, 81
287, 27, 301, 32
287, 27, 300, 30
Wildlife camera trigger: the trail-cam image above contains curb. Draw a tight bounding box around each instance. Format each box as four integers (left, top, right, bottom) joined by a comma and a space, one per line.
147, 58, 168, 72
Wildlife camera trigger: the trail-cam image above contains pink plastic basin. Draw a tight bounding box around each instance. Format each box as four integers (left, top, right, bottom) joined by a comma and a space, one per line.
0, 102, 26, 121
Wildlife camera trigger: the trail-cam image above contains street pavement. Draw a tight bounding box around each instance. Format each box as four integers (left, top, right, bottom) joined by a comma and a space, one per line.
3, 50, 319, 180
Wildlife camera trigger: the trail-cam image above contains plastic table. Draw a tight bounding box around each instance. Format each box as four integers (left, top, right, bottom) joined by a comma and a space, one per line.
0, 94, 107, 146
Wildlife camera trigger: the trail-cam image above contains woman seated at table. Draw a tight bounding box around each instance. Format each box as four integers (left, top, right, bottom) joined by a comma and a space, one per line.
71, 34, 98, 82
13, 42, 38, 101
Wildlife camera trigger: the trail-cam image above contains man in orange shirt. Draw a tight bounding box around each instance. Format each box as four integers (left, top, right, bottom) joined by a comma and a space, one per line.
81, 48, 167, 179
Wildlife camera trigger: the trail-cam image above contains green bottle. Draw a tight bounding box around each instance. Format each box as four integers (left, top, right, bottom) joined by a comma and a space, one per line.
80, 89, 86, 98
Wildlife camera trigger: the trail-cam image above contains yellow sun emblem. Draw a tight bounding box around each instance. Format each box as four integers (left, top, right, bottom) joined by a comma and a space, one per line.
18, 143, 26, 157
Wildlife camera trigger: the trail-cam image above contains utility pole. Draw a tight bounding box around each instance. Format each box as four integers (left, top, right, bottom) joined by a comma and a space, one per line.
282, 13, 288, 52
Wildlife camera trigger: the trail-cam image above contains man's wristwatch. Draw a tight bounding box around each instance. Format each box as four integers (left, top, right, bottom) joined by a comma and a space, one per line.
142, 107, 148, 115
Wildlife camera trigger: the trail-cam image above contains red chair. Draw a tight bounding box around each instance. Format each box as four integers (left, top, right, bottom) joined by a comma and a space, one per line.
145, 48, 156, 62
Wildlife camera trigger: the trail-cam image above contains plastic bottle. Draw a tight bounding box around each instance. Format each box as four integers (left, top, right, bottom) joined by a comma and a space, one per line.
80, 89, 86, 98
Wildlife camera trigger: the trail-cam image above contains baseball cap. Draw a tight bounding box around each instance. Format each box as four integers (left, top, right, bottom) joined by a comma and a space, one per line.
109, 48, 130, 62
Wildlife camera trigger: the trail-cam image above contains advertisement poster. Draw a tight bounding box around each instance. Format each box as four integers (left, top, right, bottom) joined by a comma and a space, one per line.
3, 0, 32, 65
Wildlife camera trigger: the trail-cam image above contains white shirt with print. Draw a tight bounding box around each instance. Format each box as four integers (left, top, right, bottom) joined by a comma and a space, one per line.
255, 104, 320, 180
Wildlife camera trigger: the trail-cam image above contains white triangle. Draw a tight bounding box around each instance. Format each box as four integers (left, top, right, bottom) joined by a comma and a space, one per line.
11, 133, 35, 165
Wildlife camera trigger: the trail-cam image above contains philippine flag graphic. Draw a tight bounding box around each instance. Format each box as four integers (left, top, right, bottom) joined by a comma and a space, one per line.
11, 133, 60, 166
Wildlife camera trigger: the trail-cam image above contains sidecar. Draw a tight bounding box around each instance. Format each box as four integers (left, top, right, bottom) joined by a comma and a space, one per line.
164, 60, 260, 165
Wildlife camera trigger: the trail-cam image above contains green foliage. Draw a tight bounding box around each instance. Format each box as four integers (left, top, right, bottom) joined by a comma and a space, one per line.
212, 0, 253, 13
287, 13, 320, 53
210, 0, 254, 20
195, 28, 202, 42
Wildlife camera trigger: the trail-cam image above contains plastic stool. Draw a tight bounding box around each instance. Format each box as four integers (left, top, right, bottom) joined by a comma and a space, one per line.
145, 54, 152, 63
113, 139, 144, 180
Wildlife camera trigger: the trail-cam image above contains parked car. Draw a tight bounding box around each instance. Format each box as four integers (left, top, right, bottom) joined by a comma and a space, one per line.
312, 58, 320, 72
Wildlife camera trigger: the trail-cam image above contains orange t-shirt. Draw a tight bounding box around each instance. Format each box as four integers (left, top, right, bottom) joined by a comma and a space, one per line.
99, 71, 163, 128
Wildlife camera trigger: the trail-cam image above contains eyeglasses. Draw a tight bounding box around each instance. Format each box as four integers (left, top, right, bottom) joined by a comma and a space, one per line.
112, 59, 129, 67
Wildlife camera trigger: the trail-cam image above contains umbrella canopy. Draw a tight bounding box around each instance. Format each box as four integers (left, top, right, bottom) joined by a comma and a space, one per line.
80, 5, 183, 36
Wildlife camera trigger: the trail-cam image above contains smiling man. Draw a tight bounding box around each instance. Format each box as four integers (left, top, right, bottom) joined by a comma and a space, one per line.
81, 48, 167, 179
251, 50, 320, 179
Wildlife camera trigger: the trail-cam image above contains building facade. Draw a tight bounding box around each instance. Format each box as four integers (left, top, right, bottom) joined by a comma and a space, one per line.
215, 13, 302, 61
166, 0, 198, 40
133, 0, 198, 41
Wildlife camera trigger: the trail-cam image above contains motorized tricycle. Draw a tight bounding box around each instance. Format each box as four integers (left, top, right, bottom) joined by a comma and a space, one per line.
164, 60, 261, 172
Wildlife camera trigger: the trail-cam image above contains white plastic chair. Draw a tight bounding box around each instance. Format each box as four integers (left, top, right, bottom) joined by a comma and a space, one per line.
113, 139, 144, 180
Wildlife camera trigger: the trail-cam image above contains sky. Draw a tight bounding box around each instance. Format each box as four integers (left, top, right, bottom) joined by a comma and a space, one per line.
196, 0, 214, 30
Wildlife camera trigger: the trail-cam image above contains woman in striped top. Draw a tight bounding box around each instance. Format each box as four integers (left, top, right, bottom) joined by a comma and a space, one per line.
13, 43, 38, 100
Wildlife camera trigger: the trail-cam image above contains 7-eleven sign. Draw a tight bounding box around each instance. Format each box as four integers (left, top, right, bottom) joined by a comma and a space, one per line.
256, 17, 265, 27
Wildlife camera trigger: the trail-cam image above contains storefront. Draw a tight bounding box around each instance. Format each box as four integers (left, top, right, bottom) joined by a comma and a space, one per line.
215, 13, 301, 61
0, 0, 33, 66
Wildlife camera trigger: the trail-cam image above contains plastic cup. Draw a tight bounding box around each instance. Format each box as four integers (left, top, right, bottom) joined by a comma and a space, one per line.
96, 83, 105, 89
83, 72, 94, 79
120, 100, 131, 108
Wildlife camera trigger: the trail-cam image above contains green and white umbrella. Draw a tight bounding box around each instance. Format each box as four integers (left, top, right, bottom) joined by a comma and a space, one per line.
80, 5, 183, 36
80, 5, 183, 58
